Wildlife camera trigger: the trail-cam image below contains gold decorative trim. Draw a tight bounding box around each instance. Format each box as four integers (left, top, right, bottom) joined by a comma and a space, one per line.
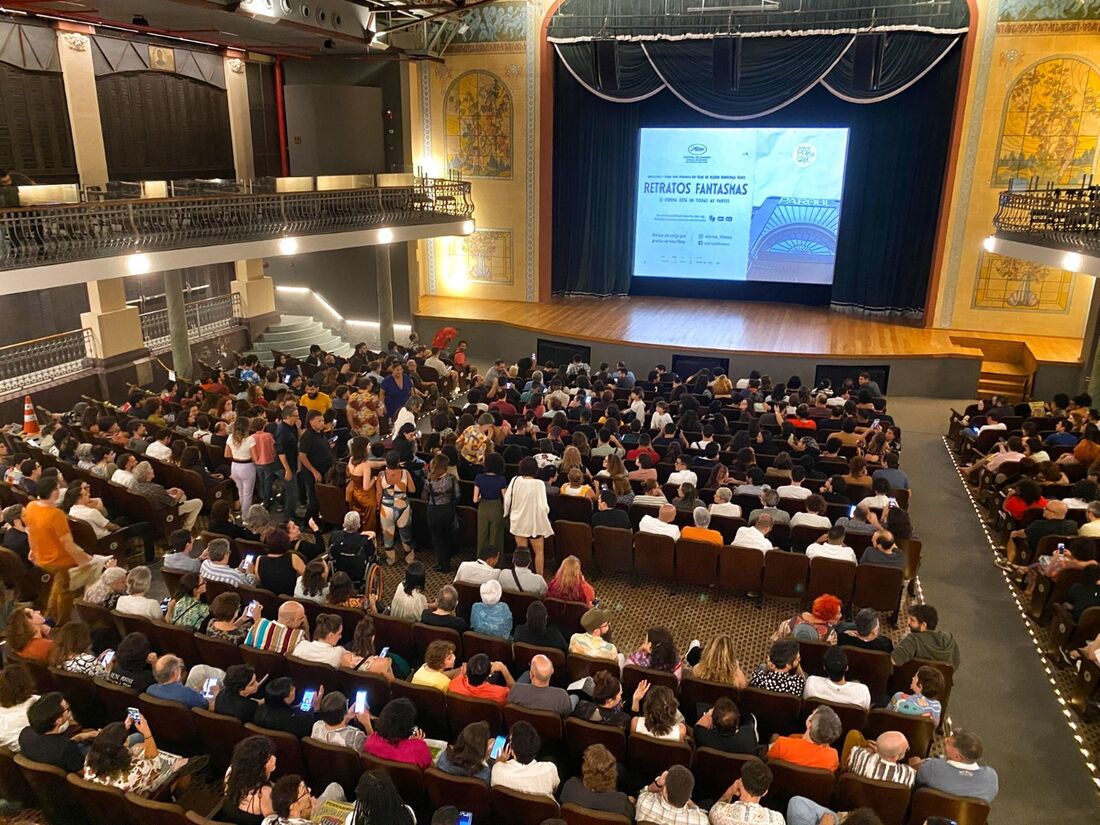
996, 21, 1100, 35
448, 42, 525, 54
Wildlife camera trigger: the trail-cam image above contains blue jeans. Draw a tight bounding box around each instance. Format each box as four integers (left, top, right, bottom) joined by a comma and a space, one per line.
787, 796, 837, 825
256, 462, 279, 508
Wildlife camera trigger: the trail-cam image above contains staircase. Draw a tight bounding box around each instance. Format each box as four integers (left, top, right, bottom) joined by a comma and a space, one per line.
242, 315, 354, 364
949, 336, 1036, 402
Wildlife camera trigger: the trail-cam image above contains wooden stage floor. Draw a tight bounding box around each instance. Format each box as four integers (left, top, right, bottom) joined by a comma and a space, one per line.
416, 295, 1083, 364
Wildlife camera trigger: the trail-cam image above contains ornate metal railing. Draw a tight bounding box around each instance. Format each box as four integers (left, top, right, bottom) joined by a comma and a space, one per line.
0, 178, 474, 271
140, 294, 243, 352
993, 185, 1100, 254
0, 329, 93, 395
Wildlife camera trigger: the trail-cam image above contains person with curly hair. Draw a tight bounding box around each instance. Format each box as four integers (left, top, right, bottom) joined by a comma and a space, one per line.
222, 735, 277, 824
630, 684, 686, 742
348, 771, 414, 825
560, 743, 634, 818
627, 627, 683, 680
362, 698, 431, 768
84, 713, 205, 798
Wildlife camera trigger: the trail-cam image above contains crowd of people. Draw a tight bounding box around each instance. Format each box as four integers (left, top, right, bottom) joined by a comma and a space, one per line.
0, 334, 994, 824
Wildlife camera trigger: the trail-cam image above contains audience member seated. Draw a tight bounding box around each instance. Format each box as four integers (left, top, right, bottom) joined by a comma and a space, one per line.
685, 634, 749, 690
631, 684, 686, 742
546, 554, 596, 606
498, 546, 548, 597
162, 529, 204, 573
709, 758, 784, 825
412, 640, 459, 693
749, 640, 805, 696
390, 562, 429, 623
148, 653, 214, 710
327, 511, 374, 584
436, 720, 492, 782
490, 720, 559, 797
560, 743, 634, 818
873, 451, 909, 490
573, 671, 642, 729
774, 595, 843, 643
167, 573, 211, 630
293, 558, 329, 603
786, 799, 882, 825
470, 578, 512, 639
912, 730, 999, 803
363, 697, 432, 768
634, 479, 669, 507
844, 730, 915, 787
639, 503, 682, 540
692, 696, 758, 755
448, 652, 515, 705
310, 690, 369, 751
570, 608, 619, 661
48, 621, 109, 676
5, 606, 53, 662
733, 513, 774, 551
215, 664, 262, 723
207, 499, 259, 543
200, 538, 255, 587
253, 677, 315, 739
592, 489, 632, 529
803, 646, 871, 709
749, 491, 791, 527
115, 565, 163, 621
454, 546, 501, 587
222, 735, 278, 824
790, 494, 831, 531
0, 663, 37, 750
635, 765, 708, 825
887, 664, 945, 726
1066, 565, 1100, 621
627, 626, 684, 678
130, 460, 203, 532
84, 712, 205, 798
513, 600, 567, 652
682, 507, 723, 545
836, 608, 894, 653
891, 604, 961, 670
767, 705, 842, 771
420, 584, 468, 632
860, 529, 905, 569
508, 653, 572, 715
103, 631, 156, 692
255, 529, 306, 597
806, 524, 857, 563
708, 486, 742, 518
292, 613, 354, 668
19, 692, 92, 772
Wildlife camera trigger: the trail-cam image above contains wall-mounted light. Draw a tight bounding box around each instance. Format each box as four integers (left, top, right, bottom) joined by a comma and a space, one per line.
127, 253, 151, 275
1063, 252, 1083, 273
982, 236, 996, 253
378, 228, 394, 244
278, 236, 299, 256
461, 220, 475, 235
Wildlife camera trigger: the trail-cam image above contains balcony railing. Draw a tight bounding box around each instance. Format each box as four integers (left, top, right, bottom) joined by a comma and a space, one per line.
140, 294, 243, 352
0, 329, 93, 395
0, 178, 473, 271
993, 185, 1100, 255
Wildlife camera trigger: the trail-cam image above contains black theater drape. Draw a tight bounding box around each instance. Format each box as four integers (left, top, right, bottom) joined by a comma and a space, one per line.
551, 45, 961, 317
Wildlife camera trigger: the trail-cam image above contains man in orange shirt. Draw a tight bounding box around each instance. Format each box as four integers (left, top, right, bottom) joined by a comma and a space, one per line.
767, 705, 842, 772
23, 477, 93, 623
448, 653, 515, 706
680, 507, 723, 546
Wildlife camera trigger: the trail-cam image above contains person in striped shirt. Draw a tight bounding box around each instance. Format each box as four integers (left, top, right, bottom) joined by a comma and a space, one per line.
244, 601, 309, 654
845, 731, 916, 787
198, 539, 255, 587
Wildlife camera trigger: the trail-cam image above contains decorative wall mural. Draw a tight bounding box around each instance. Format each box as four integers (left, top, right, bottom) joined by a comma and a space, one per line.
972, 252, 1073, 312
452, 1, 526, 45
445, 70, 513, 179
998, 1, 1100, 22
992, 57, 1100, 187
450, 229, 514, 285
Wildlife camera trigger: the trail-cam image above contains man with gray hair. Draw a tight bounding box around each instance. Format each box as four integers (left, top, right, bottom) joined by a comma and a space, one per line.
767, 705, 841, 771
130, 460, 203, 531
328, 510, 375, 585
507, 654, 573, 715
420, 584, 468, 633
748, 489, 791, 526
681, 506, 723, 546
708, 486, 742, 518
199, 538, 256, 586
1079, 499, 1100, 537
147, 653, 217, 710
846, 730, 915, 787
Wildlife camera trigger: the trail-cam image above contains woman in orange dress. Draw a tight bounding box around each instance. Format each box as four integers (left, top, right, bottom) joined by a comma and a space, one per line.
346, 436, 382, 533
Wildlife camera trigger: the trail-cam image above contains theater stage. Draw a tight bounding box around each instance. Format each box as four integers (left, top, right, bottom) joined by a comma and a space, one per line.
414, 295, 1084, 398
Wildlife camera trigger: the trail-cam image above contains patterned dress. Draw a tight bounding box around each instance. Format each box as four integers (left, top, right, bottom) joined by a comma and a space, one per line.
348, 389, 381, 438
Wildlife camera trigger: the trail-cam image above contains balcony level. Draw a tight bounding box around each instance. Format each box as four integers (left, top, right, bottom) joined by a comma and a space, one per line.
0, 174, 474, 293
990, 183, 1100, 274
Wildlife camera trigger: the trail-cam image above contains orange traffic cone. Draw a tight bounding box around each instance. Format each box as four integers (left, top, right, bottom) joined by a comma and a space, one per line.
22, 395, 39, 436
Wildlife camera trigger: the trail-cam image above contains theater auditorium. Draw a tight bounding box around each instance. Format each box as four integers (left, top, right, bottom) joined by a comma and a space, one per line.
0, 1, 1097, 824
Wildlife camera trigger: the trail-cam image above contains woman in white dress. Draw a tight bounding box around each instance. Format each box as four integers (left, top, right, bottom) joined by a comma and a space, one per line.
503, 456, 553, 577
